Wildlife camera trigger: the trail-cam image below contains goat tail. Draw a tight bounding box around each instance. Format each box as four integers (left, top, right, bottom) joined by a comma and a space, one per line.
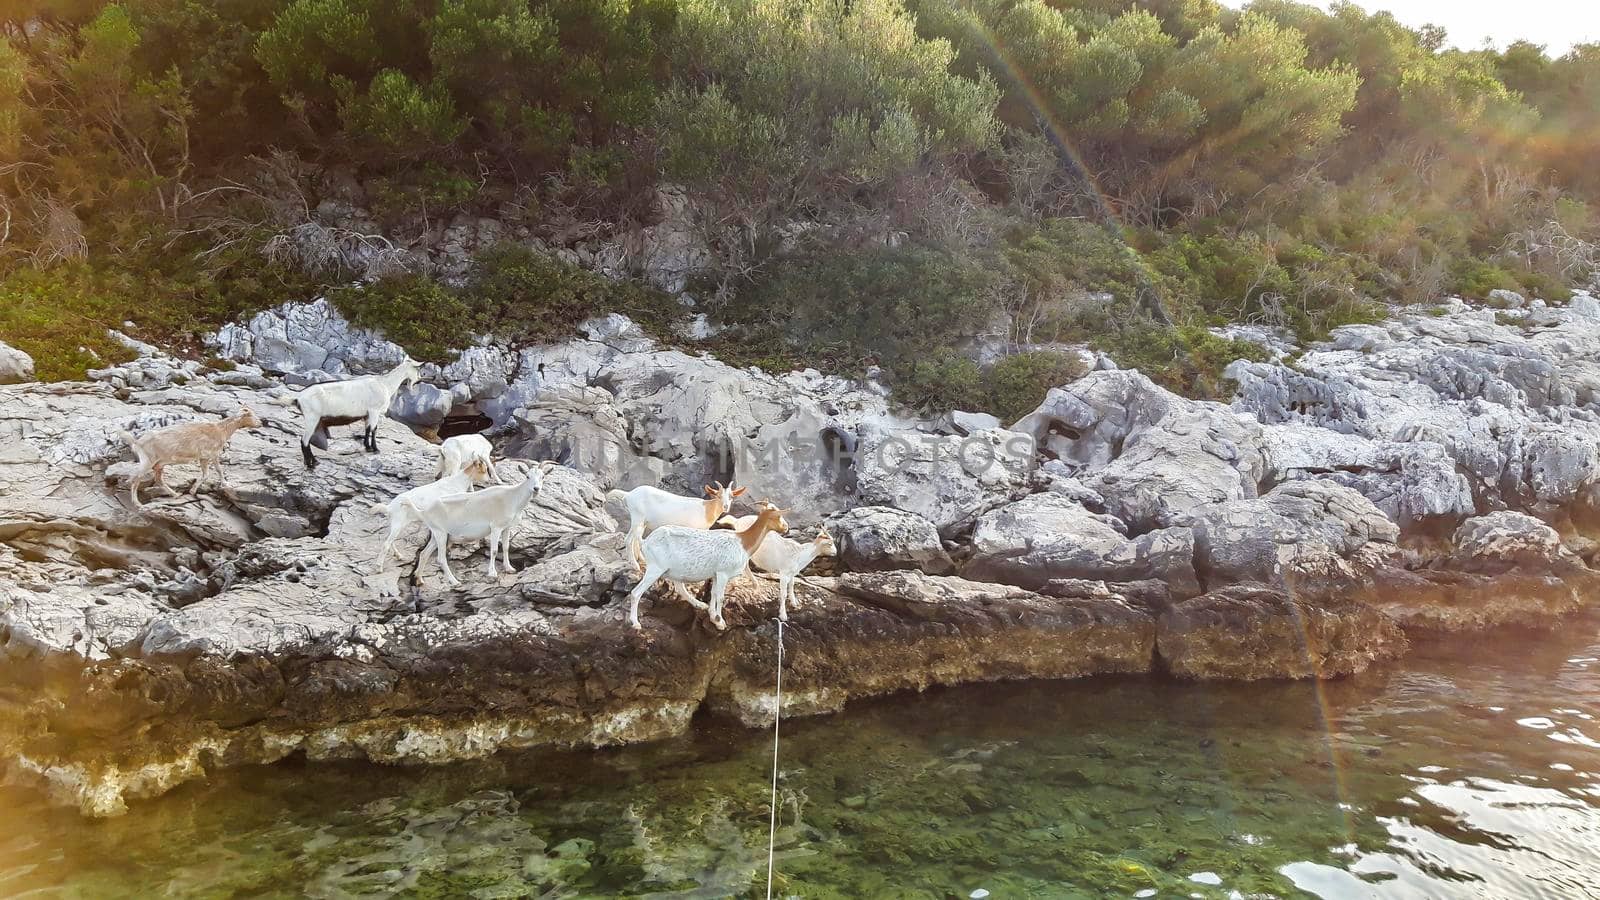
265, 392, 299, 408
368, 501, 389, 516
605, 489, 627, 503
115, 428, 137, 445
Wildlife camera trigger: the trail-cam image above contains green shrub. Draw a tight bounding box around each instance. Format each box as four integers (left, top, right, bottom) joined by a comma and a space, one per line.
895, 350, 984, 414
729, 243, 998, 380
1002, 219, 1156, 332
981, 350, 1089, 424
0, 238, 320, 381
1450, 259, 1522, 299
1094, 324, 1267, 399
330, 243, 681, 362
329, 274, 476, 363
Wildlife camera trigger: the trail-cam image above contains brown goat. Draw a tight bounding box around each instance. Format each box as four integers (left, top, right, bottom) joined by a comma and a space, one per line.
118, 408, 263, 507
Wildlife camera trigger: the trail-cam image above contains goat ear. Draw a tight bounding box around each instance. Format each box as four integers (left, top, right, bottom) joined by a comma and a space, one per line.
732, 486, 747, 496
703, 484, 717, 496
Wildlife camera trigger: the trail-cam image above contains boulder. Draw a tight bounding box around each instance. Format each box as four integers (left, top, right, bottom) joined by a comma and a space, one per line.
853, 426, 1035, 534
965, 493, 1199, 598
1451, 511, 1568, 571
826, 506, 954, 575
1190, 481, 1398, 593
1487, 288, 1526, 308
1013, 371, 1267, 529
1262, 424, 1474, 528
1157, 585, 1407, 679
0, 340, 34, 384
1227, 304, 1600, 516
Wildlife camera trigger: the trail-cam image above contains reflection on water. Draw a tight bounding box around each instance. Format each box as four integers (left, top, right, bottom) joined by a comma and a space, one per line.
5, 619, 1600, 898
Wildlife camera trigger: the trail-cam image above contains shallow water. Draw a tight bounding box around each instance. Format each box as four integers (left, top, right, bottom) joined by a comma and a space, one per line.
6, 620, 1600, 899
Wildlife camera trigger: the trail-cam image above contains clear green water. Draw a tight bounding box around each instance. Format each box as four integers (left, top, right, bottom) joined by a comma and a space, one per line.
6, 621, 1600, 899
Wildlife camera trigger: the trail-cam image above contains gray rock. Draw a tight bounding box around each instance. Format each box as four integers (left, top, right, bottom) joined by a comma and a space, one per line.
1262, 424, 1473, 527
1568, 292, 1600, 320
826, 506, 954, 575
389, 383, 454, 428
1487, 289, 1526, 308
1014, 370, 1267, 529
1452, 511, 1567, 569
966, 492, 1199, 598
854, 427, 1035, 534
1190, 481, 1398, 593
0, 340, 36, 384
1227, 304, 1600, 517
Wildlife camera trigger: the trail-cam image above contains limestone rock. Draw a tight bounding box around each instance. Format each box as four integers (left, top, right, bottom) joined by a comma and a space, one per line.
1451, 511, 1568, 570
853, 427, 1034, 534
0, 340, 34, 384
1227, 304, 1600, 517
1190, 481, 1398, 593
1157, 585, 1407, 679
1262, 424, 1473, 528
826, 506, 954, 575
966, 493, 1199, 598
1014, 371, 1267, 529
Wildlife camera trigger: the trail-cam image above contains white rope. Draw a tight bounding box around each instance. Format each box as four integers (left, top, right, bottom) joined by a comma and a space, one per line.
765, 617, 785, 900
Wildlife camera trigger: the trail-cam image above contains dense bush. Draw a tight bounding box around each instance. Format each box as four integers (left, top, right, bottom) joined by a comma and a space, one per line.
1094, 325, 1269, 399
2, 0, 1599, 405
981, 350, 1089, 424
730, 243, 998, 379
330, 243, 681, 363
0, 241, 318, 379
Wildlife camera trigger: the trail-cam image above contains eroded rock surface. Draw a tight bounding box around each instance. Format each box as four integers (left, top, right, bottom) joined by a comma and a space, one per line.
826, 506, 955, 575
965, 493, 1198, 598
12, 295, 1600, 818
1014, 371, 1267, 529
1157, 585, 1407, 680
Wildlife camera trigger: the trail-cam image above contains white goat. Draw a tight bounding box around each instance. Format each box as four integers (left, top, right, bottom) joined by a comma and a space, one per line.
627, 502, 789, 631
718, 515, 837, 621
412, 466, 547, 586
371, 459, 490, 570
607, 481, 745, 571
119, 408, 263, 508
287, 359, 421, 468
437, 433, 501, 483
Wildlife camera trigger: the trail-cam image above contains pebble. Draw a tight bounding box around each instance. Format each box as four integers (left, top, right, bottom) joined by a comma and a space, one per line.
970, 890, 990, 899
1189, 871, 1223, 885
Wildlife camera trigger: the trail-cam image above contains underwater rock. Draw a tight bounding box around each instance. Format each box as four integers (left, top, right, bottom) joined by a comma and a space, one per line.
1156, 585, 1407, 680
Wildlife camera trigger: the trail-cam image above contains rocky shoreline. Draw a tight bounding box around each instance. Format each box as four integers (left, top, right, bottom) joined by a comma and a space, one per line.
5, 294, 1600, 816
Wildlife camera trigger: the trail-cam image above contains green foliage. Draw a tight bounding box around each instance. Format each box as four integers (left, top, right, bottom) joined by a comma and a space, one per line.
1449, 259, 1521, 300
1002, 219, 1157, 330
329, 273, 473, 363
329, 243, 680, 363
981, 350, 1088, 423
1094, 324, 1267, 400
335, 68, 465, 159
0, 241, 319, 380
659, 0, 998, 226
730, 243, 997, 395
